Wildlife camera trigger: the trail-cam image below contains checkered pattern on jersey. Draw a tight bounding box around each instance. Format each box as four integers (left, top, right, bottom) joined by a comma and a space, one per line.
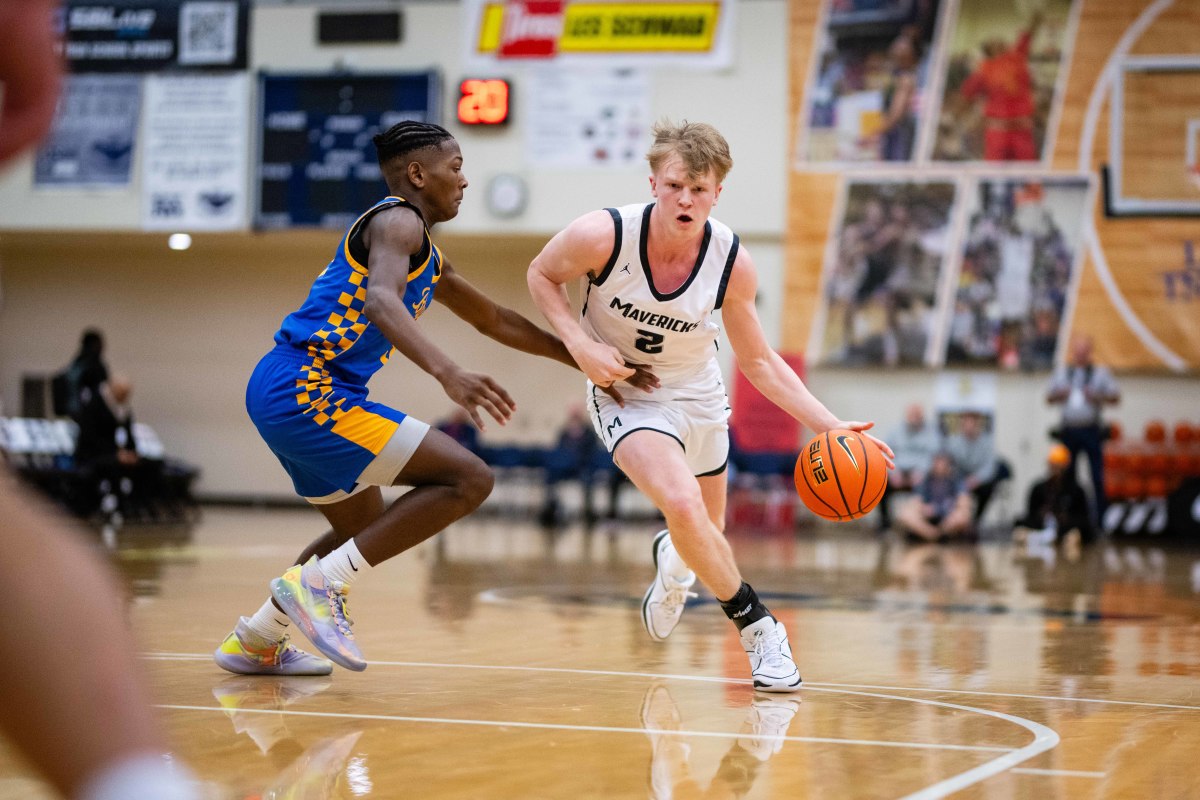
293, 263, 371, 425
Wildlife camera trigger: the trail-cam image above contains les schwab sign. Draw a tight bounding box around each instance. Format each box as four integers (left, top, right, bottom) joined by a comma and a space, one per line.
464, 0, 734, 66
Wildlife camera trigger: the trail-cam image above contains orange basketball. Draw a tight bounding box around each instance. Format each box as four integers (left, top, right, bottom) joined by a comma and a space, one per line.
793, 429, 888, 522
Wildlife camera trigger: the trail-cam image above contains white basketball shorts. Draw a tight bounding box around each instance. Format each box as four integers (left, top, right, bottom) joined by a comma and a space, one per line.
586, 380, 731, 477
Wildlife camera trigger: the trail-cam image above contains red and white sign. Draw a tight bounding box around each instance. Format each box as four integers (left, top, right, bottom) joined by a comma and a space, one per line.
498, 0, 564, 58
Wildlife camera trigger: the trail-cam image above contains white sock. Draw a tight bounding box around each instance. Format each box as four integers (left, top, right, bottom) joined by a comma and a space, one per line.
244, 598, 290, 642
318, 538, 372, 586
661, 535, 695, 583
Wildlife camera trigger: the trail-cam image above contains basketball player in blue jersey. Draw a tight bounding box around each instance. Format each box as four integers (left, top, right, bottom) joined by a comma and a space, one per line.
215, 121, 655, 676
529, 120, 894, 691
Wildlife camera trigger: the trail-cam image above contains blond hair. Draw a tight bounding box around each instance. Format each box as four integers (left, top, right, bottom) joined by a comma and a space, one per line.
646, 119, 733, 184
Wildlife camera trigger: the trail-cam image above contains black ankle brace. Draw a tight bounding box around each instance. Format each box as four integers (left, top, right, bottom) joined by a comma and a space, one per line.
718, 581, 771, 631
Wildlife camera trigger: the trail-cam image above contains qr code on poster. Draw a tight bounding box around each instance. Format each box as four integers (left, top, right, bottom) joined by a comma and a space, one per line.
179, 1, 238, 65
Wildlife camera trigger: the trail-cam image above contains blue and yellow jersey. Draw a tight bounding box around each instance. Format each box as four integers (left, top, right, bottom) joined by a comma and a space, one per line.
273, 196, 443, 388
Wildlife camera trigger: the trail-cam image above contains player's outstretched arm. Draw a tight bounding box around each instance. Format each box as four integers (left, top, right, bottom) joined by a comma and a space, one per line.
721, 245, 895, 466
527, 211, 636, 388
438, 258, 577, 369
363, 208, 514, 430
436, 260, 657, 405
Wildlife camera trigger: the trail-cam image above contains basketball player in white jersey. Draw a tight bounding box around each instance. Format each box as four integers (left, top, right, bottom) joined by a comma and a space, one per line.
528, 120, 894, 691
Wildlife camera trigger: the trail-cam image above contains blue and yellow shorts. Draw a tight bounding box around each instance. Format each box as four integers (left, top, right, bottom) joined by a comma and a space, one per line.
246, 347, 429, 504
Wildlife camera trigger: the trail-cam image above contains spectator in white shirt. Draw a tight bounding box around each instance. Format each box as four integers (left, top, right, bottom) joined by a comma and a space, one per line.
1046, 335, 1119, 517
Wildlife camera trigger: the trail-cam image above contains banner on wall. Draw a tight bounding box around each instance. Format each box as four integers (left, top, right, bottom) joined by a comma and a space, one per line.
141, 74, 250, 231
59, 0, 250, 72
463, 0, 736, 68
256, 72, 440, 230
929, 0, 1077, 164
809, 178, 958, 368
34, 74, 142, 188
787, 0, 1199, 372
942, 176, 1091, 371
797, 0, 945, 164
525, 66, 650, 168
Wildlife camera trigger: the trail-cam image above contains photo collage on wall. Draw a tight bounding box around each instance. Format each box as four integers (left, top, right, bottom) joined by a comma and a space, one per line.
799, 0, 1090, 370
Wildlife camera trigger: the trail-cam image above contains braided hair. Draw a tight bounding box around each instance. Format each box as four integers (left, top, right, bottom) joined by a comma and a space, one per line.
372, 120, 454, 167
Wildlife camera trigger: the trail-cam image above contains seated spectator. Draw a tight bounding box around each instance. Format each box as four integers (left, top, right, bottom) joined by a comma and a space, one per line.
945, 410, 1011, 523
73, 375, 165, 521
1015, 443, 1094, 548
895, 451, 975, 542
540, 405, 601, 526
435, 408, 479, 455
877, 403, 941, 530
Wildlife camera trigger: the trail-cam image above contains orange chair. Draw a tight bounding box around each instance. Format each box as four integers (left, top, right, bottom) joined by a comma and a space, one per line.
1145, 420, 1167, 444
1105, 472, 1127, 501
1108, 420, 1123, 443
1124, 475, 1146, 499
1146, 453, 1170, 476
1174, 422, 1196, 446
1187, 453, 1200, 477
1126, 452, 1150, 473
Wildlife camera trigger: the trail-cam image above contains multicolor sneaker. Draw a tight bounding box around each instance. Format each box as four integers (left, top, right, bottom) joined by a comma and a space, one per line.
214, 618, 333, 676
641, 530, 697, 642
740, 617, 802, 693
271, 556, 366, 672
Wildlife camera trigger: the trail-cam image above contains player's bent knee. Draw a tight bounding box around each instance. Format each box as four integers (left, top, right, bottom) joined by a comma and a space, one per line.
456, 459, 494, 511
657, 487, 707, 529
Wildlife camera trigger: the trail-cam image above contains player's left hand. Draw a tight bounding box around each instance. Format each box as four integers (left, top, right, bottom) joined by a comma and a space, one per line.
835, 420, 896, 470
597, 362, 658, 407
623, 362, 659, 392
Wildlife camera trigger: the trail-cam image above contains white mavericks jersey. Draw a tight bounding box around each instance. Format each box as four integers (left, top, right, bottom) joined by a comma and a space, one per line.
580, 202, 740, 391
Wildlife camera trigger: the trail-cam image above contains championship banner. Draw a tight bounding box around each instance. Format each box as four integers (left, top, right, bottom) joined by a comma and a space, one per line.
34, 74, 142, 188
141, 74, 250, 231
59, 0, 250, 72
256, 72, 440, 230
463, 0, 736, 68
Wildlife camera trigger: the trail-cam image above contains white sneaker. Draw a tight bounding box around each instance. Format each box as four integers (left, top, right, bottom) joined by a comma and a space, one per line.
737, 695, 801, 760
641, 530, 697, 642
740, 617, 802, 692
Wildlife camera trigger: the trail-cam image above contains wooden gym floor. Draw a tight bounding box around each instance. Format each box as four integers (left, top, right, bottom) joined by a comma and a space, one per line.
1, 505, 1199, 799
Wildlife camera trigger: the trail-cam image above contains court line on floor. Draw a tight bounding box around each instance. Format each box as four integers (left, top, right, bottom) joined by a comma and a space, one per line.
1010, 768, 1105, 779
156, 704, 1010, 753
147, 653, 1061, 798
142, 653, 1200, 711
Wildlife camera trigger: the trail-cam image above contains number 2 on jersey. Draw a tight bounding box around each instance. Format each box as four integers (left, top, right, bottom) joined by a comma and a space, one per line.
634, 328, 664, 354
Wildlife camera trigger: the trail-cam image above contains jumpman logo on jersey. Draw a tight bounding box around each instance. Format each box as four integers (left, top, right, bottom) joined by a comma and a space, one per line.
620, 263, 631, 274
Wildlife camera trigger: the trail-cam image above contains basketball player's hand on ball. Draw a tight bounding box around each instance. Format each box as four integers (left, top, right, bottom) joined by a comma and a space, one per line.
597, 362, 660, 406
835, 421, 896, 470
441, 367, 516, 430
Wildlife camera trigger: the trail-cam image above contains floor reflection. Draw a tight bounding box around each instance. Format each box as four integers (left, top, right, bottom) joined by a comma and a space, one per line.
640, 681, 800, 800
